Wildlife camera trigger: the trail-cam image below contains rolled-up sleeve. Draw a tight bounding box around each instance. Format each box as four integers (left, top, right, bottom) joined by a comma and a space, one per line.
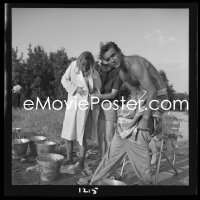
61, 61, 78, 95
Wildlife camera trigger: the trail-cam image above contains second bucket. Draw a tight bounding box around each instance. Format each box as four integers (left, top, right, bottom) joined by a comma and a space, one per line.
36, 141, 56, 156
28, 135, 47, 156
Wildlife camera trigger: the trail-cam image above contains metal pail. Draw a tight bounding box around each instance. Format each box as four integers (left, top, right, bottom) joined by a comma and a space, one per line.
36, 141, 56, 156
12, 138, 30, 159
28, 136, 47, 156
36, 153, 64, 182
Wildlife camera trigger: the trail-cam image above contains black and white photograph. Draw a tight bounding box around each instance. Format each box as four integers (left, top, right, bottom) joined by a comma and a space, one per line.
5, 3, 198, 197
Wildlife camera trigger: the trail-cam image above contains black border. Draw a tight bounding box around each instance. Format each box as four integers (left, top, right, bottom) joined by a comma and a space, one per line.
4, 2, 198, 197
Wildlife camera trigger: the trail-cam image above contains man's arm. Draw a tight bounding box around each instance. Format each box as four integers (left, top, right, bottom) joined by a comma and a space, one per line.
129, 62, 157, 129
93, 89, 118, 100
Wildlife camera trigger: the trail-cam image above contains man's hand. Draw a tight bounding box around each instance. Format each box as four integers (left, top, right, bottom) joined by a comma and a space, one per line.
76, 86, 87, 96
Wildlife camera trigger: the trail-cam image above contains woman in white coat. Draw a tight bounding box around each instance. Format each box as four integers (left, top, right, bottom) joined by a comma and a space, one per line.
61, 51, 101, 171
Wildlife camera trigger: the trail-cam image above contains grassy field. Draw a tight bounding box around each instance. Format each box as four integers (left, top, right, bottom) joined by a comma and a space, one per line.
12, 107, 66, 144
12, 108, 189, 145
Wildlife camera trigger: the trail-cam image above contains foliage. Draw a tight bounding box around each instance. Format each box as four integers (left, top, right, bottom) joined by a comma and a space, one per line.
49, 48, 71, 101
159, 70, 176, 102
12, 45, 73, 106
159, 70, 188, 111
173, 92, 189, 111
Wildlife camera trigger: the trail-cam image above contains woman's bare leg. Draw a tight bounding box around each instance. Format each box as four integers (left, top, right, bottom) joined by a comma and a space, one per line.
98, 119, 106, 159
78, 133, 87, 169
63, 139, 73, 165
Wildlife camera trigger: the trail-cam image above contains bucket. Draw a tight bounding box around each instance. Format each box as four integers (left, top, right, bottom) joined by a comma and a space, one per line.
36, 153, 64, 182
12, 138, 30, 159
28, 136, 47, 156
36, 141, 56, 156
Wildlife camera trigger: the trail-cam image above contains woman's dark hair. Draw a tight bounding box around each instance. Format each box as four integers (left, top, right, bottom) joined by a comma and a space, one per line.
99, 41, 122, 60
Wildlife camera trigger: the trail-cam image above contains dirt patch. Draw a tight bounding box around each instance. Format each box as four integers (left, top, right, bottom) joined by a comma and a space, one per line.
12, 138, 188, 185
12, 158, 40, 185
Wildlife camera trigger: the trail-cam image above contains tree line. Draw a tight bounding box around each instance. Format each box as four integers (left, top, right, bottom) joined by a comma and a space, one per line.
12, 45, 188, 111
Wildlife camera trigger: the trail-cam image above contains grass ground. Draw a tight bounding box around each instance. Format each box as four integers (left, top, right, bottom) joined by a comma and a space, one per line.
12, 107, 66, 144
12, 109, 189, 141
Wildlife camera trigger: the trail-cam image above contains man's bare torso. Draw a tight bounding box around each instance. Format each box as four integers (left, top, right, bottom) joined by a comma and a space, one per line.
119, 55, 165, 91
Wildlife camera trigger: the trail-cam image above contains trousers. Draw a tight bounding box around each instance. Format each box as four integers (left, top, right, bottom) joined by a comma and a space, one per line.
91, 127, 153, 185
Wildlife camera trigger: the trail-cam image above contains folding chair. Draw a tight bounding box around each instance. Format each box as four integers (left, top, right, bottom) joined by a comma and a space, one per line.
120, 115, 181, 184
154, 115, 180, 184
120, 154, 129, 178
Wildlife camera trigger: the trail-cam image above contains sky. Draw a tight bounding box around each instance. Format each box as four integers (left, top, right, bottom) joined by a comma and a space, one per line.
12, 8, 189, 93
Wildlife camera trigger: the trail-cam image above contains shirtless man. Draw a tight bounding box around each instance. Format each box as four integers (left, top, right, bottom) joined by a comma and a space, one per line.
101, 42, 167, 130
90, 41, 168, 185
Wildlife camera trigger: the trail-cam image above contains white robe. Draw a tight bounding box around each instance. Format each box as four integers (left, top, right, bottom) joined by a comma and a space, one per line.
61, 60, 101, 146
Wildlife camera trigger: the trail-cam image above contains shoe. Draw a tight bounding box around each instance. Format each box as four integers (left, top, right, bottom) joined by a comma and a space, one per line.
77, 176, 91, 185
60, 162, 84, 175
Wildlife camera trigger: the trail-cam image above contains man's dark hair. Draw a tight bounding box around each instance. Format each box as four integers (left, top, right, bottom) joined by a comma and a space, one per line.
99, 41, 122, 60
